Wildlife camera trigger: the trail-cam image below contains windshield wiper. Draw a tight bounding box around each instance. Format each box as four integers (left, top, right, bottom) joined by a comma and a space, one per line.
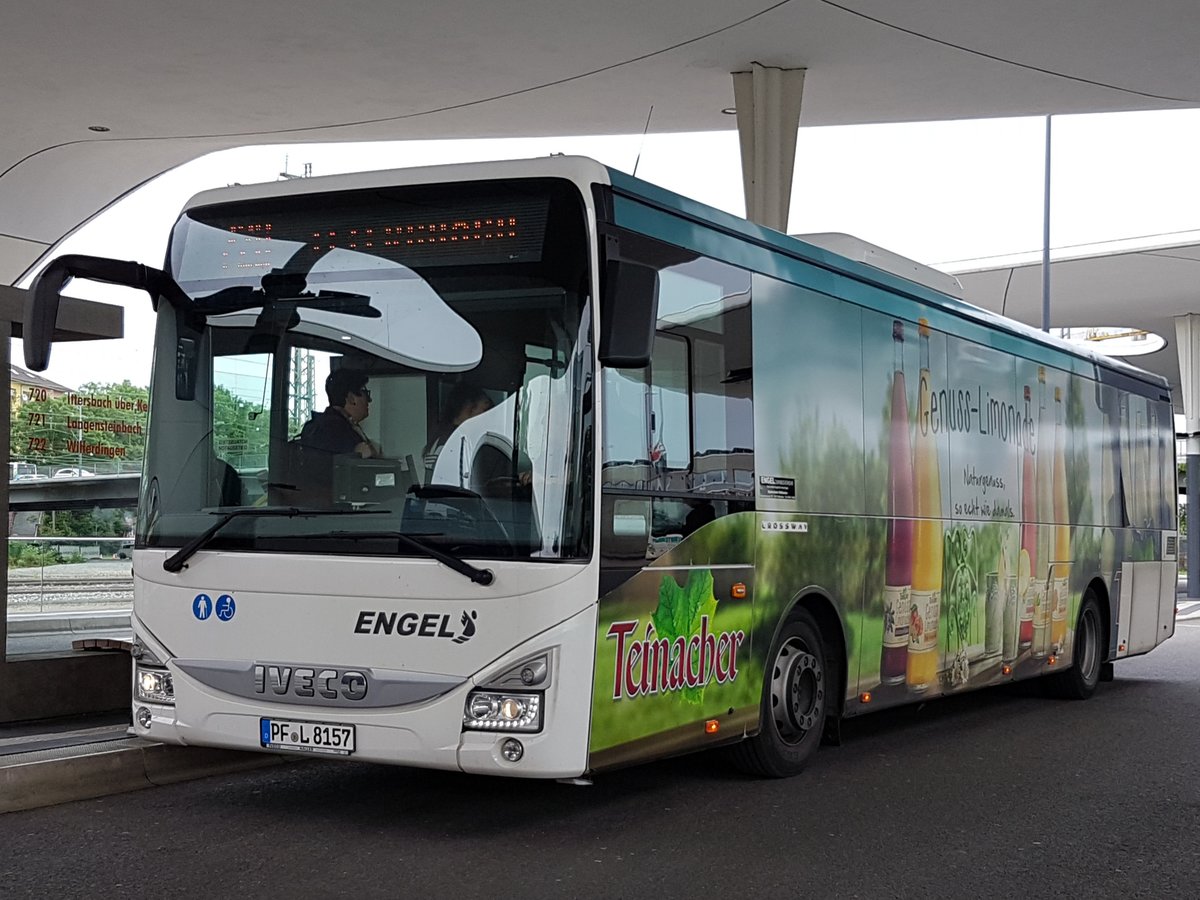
162, 507, 387, 573
329, 531, 495, 586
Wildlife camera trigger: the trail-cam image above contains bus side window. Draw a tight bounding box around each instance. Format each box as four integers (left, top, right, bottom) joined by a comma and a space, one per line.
649, 335, 691, 491
601, 366, 651, 488
601, 249, 754, 503
212, 351, 272, 508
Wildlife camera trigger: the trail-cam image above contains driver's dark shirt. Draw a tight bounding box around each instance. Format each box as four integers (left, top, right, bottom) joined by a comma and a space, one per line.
298, 408, 361, 455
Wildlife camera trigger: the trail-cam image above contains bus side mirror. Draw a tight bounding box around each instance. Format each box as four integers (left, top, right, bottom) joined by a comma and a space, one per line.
598, 258, 658, 369
24, 254, 195, 372
24, 254, 182, 369
23, 258, 73, 371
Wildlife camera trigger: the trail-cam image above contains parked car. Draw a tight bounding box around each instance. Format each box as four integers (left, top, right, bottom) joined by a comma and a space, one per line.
52, 467, 95, 478
9, 461, 37, 480
13, 473, 48, 481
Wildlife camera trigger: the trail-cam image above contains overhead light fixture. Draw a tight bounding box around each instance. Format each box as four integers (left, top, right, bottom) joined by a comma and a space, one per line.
88, 125, 111, 132
721, 107, 737, 116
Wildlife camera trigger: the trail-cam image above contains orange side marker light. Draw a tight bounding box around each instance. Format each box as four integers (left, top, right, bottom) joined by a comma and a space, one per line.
705, 720, 720, 734
1001, 665, 1012, 676
731, 583, 748, 600
1047, 654, 1058, 666
859, 692, 872, 704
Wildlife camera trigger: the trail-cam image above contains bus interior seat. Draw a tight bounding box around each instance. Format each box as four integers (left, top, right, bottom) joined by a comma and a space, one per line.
213, 457, 242, 507
276, 437, 333, 507
470, 441, 540, 550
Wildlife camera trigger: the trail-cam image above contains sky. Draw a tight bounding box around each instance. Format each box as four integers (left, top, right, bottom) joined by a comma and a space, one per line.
19, 107, 1200, 392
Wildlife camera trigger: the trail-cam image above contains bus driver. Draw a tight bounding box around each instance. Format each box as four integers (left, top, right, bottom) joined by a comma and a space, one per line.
299, 368, 381, 460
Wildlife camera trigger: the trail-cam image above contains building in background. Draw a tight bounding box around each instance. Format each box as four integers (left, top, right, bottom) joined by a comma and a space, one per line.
10, 364, 68, 412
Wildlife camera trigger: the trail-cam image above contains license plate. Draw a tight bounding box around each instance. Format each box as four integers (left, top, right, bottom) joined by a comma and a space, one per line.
260, 718, 356, 756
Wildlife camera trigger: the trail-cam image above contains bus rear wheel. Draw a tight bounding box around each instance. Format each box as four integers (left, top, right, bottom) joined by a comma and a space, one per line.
732, 609, 828, 777
1043, 590, 1103, 699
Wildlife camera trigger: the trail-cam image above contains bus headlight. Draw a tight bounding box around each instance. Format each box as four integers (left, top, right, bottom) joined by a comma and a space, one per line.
463, 691, 541, 732
135, 665, 174, 705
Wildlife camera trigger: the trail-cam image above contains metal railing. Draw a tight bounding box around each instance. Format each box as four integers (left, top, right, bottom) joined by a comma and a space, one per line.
7, 535, 135, 656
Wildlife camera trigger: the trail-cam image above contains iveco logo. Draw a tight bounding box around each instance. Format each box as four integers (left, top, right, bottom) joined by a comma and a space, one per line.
253, 665, 369, 701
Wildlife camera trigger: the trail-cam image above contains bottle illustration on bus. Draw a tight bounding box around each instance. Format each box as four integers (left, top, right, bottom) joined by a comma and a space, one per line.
907, 319, 943, 693
1051, 385, 1071, 653
881, 319, 914, 685
1001, 531, 1019, 664
1033, 367, 1054, 658
1019, 384, 1037, 652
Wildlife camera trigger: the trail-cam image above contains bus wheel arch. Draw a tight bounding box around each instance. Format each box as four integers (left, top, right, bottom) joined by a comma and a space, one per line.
731, 591, 845, 777
787, 591, 848, 719
1085, 577, 1112, 661
1044, 581, 1106, 700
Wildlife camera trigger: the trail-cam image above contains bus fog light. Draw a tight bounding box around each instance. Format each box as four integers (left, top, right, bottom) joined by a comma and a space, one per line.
136, 706, 152, 728
463, 691, 541, 733
135, 665, 174, 705
501, 738, 524, 762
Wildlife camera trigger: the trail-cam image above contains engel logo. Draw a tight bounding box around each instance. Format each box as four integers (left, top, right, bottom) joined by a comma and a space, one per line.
353, 609, 477, 644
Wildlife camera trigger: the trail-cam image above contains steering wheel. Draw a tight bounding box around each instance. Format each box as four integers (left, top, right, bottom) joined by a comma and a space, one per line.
407, 481, 515, 553
483, 476, 532, 499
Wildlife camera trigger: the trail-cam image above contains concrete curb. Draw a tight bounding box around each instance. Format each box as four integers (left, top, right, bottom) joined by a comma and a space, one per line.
7, 610, 131, 635
1, 740, 287, 814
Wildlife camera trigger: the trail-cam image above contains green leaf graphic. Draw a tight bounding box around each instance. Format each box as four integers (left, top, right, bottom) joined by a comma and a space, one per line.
650, 569, 719, 705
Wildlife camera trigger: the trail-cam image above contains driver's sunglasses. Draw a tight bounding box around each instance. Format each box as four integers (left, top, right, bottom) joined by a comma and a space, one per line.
356, 388, 372, 402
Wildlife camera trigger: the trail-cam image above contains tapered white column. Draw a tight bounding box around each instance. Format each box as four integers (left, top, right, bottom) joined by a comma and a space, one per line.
732, 63, 806, 233
1176, 313, 1200, 597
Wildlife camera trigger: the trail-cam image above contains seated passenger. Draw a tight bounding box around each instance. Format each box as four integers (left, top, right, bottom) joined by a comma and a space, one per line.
423, 383, 492, 474
211, 456, 242, 507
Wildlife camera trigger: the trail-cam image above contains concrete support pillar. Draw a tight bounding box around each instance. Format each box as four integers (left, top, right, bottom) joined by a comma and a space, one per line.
1175, 313, 1200, 598
732, 63, 806, 233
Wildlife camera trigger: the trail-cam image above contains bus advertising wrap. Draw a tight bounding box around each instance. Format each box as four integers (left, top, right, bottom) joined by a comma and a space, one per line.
591, 271, 1171, 769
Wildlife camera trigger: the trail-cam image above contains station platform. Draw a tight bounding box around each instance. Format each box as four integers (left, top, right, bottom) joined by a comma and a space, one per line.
0, 710, 285, 814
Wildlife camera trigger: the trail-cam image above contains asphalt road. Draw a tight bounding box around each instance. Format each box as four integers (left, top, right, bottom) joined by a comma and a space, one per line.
4, 622, 1199, 899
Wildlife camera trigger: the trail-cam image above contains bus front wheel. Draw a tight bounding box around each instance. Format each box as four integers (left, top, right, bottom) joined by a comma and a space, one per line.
1043, 590, 1103, 700
732, 609, 828, 778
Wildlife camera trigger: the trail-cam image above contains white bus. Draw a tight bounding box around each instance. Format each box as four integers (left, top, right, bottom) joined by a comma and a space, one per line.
25, 157, 1178, 779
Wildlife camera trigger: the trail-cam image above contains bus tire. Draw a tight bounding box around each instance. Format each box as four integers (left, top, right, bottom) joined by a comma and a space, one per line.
732, 608, 828, 777
1043, 590, 1103, 700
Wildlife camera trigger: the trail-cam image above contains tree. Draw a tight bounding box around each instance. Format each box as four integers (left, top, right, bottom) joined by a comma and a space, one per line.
11, 380, 149, 474
213, 385, 270, 469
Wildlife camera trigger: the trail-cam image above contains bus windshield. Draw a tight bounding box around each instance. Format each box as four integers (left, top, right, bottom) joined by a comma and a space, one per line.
138, 177, 593, 561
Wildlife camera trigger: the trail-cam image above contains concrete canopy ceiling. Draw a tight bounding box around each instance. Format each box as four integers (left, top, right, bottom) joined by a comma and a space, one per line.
3, 1, 1200, 401
952, 242, 1200, 410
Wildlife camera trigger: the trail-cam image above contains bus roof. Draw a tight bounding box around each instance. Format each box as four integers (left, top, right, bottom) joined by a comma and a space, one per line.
604, 166, 1169, 399
178, 156, 1167, 399
180, 155, 614, 212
